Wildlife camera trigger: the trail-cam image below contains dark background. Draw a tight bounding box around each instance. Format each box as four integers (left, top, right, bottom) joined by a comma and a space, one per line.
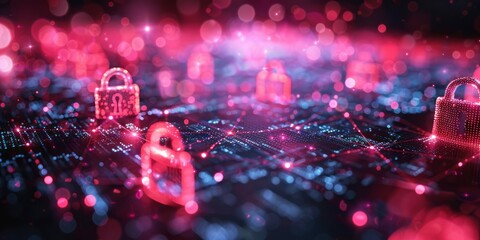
1, 0, 480, 38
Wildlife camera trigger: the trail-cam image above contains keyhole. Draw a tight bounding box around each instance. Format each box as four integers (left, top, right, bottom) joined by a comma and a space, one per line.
458, 112, 466, 135
112, 93, 123, 115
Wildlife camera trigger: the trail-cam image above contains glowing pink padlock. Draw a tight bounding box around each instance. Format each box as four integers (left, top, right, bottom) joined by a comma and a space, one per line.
256, 60, 292, 105
432, 77, 480, 148
95, 67, 140, 119
141, 122, 195, 206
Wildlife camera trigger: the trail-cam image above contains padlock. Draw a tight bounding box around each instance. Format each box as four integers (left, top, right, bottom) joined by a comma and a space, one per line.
432, 77, 480, 148
256, 60, 292, 105
94, 67, 140, 119
345, 60, 380, 93
141, 122, 195, 206
187, 50, 214, 84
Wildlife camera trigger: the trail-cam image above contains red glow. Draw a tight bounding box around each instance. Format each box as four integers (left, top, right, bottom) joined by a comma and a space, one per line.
57, 197, 69, 208
389, 207, 478, 240
415, 185, 425, 195
184, 200, 198, 214
84, 195, 96, 207
44, 176, 53, 185
378, 24, 387, 33
352, 211, 368, 227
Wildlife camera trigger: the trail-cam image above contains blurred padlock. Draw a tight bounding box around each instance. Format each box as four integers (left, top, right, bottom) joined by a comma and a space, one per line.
345, 60, 380, 93
141, 122, 195, 206
256, 60, 292, 105
187, 50, 214, 85
95, 67, 140, 119
432, 77, 480, 148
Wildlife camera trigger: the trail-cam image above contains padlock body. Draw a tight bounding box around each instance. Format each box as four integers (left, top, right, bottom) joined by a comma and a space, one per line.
432, 97, 480, 148
256, 71, 291, 105
94, 84, 140, 119
141, 143, 195, 206
346, 61, 380, 93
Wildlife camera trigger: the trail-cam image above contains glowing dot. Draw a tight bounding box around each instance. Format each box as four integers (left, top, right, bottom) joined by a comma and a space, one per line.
84, 195, 96, 207
57, 197, 68, 208
144, 26, 151, 32
227, 131, 233, 135
284, 162, 292, 169
142, 176, 150, 186
43, 106, 49, 112
345, 77, 356, 88
44, 176, 53, 185
0, 24, 12, 49
329, 99, 338, 108
108, 116, 113, 120
26, 143, 30, 146
377, 24, 387, 33
415, 185, 425, 195
164, 110, 169, 115
131, 132, 138, 137
185, 200, 198, 214
16, 128, 20, 132
369, 146, 375, 150
201, 152, 207, 158
214, 172, 224, 182
458, 162, 463, 167
430, 135, 437, 139
352, 211, 368, 227
0, 55, 13, 73
344, 112, 350, 118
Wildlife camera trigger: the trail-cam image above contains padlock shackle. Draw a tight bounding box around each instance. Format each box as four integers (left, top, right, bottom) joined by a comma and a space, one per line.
265, 60, 285, 74
146, 122, 185, 151
444, 77, 480, 100
100, 67, 133, 89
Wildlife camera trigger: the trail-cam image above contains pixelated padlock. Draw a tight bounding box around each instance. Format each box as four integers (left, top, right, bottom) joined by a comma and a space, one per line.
432, 77, 480, 148
256, 60, 292, 105
141, 122, 195, 206
94, 67, 140, 119
345, 60, 380, 93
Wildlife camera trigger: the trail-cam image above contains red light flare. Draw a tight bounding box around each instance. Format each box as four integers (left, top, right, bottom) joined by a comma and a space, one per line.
352, 211, 368, 227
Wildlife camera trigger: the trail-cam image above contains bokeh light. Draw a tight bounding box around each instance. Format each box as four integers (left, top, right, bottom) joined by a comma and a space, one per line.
0, 23, 12, 49
0, 55, 13, 73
